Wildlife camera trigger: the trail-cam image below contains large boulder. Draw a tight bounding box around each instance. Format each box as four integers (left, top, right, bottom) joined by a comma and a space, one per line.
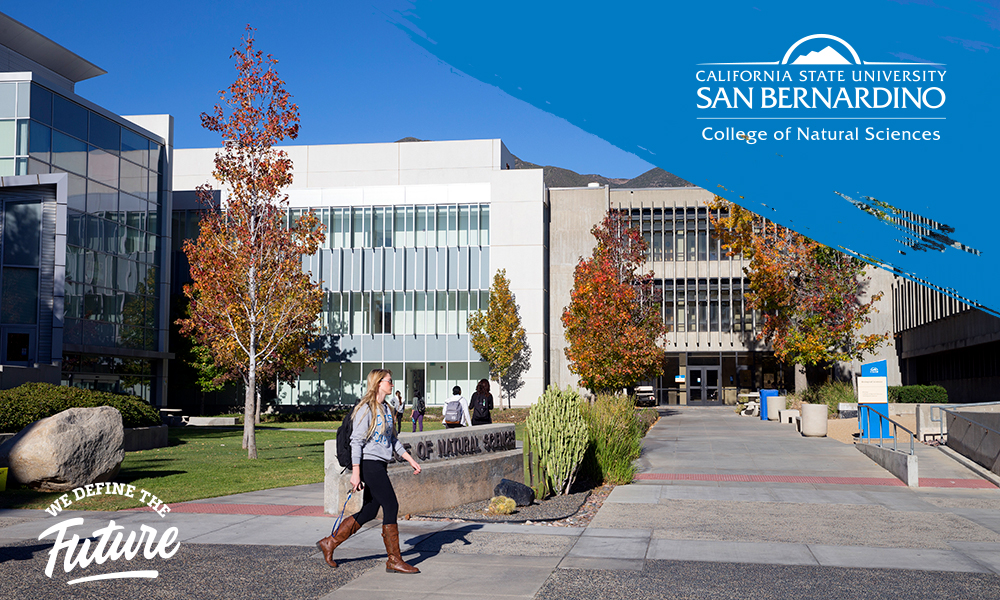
0, 406, 124, 491
494, 478, 534, 506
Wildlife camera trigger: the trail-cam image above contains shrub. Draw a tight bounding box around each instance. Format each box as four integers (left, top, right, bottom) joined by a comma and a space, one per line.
579, 394, 643, 485
800, 381, 855, 417
0, 382, 161, 433
524, 385, 588, 497
486, 496, 517, 515
637, 407, 659, 435
889, 385, 948, 404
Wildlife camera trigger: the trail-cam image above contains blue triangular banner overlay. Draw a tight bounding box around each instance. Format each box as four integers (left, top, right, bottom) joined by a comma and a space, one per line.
385, 0, 1000, 314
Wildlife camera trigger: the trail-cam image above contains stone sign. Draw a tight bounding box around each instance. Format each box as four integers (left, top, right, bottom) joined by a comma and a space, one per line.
324, 423, 522, 516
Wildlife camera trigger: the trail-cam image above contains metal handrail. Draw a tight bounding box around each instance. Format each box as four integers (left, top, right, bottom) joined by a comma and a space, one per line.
929, 401, 1000, 441
857, 404, 916, 455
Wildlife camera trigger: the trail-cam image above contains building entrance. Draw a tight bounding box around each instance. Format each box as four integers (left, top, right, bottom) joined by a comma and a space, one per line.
687, 367, 721, 405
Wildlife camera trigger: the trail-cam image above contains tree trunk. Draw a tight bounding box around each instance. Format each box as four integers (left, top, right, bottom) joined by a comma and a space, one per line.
255, 386, 262, 425
244, 364, 258, 459
794, 363, 808, 394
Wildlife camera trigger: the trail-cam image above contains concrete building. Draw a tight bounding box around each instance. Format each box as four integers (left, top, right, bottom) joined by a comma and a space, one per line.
171, 140, 546, 408
0, 13, 173, 403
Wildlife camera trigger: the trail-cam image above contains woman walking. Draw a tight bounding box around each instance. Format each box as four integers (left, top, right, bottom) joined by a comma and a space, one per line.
316, 369, 422, 574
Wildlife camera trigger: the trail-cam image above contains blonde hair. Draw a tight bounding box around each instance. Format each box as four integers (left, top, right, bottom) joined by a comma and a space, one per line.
352, 369, 392, 440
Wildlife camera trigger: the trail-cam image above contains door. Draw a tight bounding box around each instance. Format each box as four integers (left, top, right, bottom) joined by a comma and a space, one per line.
687, 367, 721, 405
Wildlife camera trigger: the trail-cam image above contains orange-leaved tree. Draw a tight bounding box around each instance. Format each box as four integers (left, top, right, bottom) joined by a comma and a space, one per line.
467, 269, 530, 408
178, 27, 325, 459
707, 196, 887, 382
562, 211, 666, 393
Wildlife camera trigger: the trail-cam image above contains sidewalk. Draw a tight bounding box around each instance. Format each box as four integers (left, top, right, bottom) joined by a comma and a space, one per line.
3, 407, 1000, 599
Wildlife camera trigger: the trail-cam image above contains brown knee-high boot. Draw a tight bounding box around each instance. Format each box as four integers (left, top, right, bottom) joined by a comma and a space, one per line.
316, 515, 361, 568
382, 523, 419, 574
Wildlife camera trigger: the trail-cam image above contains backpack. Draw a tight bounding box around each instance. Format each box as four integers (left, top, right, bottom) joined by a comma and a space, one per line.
414, 394, 426, 414
444, 399, 463, 424
472, 392, 492, 422
335, 411, 355, 470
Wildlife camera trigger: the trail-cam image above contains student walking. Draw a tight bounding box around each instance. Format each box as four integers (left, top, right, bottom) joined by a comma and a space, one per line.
470, 379, 494, 426
393, 390, 405, 434
442, 386, 471, 428
316, 369, 422, 574
411, 391, 425, 432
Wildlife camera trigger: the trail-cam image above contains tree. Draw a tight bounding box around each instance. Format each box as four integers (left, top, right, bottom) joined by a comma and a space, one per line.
467, 269, 530, 408
177, 27, 325, 459
562, 211, 667, 393
707, 196, 887, 382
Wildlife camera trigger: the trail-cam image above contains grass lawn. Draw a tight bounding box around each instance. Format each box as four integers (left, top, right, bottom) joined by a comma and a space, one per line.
0, 421, 526, 512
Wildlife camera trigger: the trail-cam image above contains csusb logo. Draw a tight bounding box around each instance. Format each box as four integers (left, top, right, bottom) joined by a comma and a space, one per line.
695, 34, 947, 143
38, 483, 180, 585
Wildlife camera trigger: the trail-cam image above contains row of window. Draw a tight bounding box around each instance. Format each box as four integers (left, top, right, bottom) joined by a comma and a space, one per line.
290, 204, 491, 249
657, 278, 760, 334
66, 253, 158, 296
305, 246, 492, 294
1, 201, 41, 326
627, 207, 736, 262
64, 318, 158, 351
64, 285, 156, 328
321, 289, 491, 336
68, 211, 159, 265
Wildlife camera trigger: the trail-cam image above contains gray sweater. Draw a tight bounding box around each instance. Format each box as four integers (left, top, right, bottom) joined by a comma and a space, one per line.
350, 402, 407, 465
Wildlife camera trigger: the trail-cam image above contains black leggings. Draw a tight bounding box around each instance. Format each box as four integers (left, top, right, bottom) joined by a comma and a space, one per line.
352, 460, 399, 526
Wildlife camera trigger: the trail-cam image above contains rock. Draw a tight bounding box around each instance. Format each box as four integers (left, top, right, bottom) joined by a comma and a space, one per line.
494, 478, 534, 506
0, 407, 125, 492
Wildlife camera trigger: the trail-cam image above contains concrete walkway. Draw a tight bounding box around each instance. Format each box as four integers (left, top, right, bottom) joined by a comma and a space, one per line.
4, 407, 1000, 599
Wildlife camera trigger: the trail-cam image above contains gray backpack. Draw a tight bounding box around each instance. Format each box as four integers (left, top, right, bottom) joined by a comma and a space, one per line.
444, 399, 463, 424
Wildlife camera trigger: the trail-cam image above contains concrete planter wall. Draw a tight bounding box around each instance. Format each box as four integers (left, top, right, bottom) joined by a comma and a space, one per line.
800, 403, 828, 437
123, 425, 169, 451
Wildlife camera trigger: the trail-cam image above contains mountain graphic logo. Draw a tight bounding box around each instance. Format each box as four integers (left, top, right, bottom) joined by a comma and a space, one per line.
698, 34, 942, 66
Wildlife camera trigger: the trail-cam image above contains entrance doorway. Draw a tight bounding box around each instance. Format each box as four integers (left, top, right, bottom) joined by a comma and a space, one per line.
687, 367, 721, 405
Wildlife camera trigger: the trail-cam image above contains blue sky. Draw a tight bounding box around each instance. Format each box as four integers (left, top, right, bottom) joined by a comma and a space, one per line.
6, 2, 655, 178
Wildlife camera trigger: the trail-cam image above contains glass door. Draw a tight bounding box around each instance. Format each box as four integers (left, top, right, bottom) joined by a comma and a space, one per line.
687, 367, 721, 405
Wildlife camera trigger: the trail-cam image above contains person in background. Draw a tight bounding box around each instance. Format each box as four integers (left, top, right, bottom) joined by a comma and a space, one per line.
316, 369, 421, 574
442, 386, 471, 428
470, 379, 494, 426
412, 390, 425, 432
394, 390, 405, 434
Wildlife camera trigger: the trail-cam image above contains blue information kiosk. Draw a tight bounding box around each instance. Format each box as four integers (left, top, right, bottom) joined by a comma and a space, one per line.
858, 360, 892, 439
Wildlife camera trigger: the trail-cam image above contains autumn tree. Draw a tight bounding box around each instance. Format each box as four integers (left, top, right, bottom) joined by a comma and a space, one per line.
562, 211, 667, 393
707, 196, 887, 385
467, 269, 530, 408
177, 27, 325, 459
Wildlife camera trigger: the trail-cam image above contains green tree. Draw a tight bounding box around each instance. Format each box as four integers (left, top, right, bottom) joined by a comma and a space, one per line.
707, 196, 887, 384
562, 211, 666, 393
467, 269, 529, 408
177, 27, 325, 459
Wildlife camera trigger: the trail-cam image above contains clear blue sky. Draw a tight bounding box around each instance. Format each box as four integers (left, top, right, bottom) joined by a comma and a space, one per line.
6, 2, 654, 178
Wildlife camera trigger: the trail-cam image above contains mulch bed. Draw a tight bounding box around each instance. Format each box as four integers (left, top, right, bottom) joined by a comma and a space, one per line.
409, 482, 615, 527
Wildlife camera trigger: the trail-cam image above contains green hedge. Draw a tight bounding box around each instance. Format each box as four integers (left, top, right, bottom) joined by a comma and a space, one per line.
0, 382, 161, 433
888, 385, 948, 404
579, 394, 643, 485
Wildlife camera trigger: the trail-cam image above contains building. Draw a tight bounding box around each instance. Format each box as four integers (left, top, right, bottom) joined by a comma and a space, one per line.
171, 140, 546, 409
0, 13, 173, 404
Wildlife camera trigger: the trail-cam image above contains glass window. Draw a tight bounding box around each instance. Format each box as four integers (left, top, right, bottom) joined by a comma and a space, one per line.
29, 121, 50, 163
119, 159, 145, 199
687, 280, 697, 332
415, 291, 426, 334
88, 146, 119, 188
352, 208, 365, 248
458, 205, 469, 247
448, 205, 458, 247
16, 120, 27, 156
121, 128, 149, 168
0, 84, 15, 119
405, 206, 414, 247
721, 280, 731, 332
663, 283, 674, 332
416, 206, 427, 247
374, 207, 385, 248
89, 113, 120, 153
0, 120, 16, 156
52, 131, 87, 175
480, 205, 489, 246
709, 279, 719, 332
1, 267, 38, 324
394, 207, 406, 248
698, 279, 708, 332
150, 142, 162, 172
86, 182, 118, 217
0, 158, 14, 176
52, 95, 88, 140
16, 83, 29, 119
4, 201, 41, 266
675, 281, 685, 333
30, 84, 52, 125
437, 206, 447, 247
470, 205, 479, 247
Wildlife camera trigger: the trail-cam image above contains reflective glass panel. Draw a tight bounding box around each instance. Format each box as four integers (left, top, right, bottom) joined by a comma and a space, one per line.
1, 267, 38, 324
52, 131, 87, 175
4, 201, 41, 266
52, 95, 88, 140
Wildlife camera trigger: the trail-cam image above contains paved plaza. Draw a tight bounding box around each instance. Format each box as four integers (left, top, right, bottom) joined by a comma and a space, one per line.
4, 407, 1000, 599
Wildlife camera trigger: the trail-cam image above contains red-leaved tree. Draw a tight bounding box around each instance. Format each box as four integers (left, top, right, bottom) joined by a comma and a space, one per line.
562, 211, 666, 392
178, 27, 325, 459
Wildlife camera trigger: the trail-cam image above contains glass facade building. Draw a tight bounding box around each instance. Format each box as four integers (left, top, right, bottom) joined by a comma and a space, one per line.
0, 18, 171, 404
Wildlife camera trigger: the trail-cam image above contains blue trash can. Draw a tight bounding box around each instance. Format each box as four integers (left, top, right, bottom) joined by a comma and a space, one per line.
759, 389, 778, 421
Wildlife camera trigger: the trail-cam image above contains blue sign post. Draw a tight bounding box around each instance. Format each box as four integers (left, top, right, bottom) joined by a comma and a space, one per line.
858, 360, 891, 439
